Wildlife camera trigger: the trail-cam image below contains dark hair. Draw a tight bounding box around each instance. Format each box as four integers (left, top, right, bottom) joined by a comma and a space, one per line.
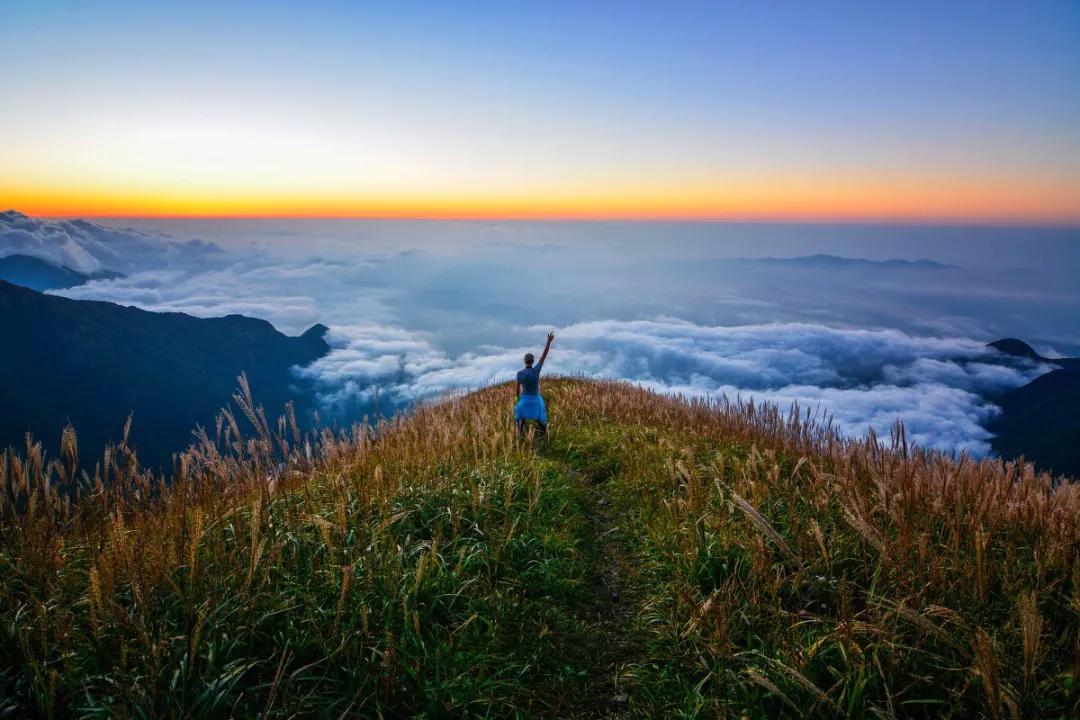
524, 352, 535, 367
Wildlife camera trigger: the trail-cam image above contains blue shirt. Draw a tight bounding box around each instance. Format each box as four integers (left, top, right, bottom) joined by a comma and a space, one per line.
517, 362, 543, 396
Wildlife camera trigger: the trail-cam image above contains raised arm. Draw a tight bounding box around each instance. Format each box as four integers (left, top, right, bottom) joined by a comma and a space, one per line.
538, 331, 555, 367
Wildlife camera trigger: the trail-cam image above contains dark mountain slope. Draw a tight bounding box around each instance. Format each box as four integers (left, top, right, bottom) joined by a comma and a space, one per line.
0, 254, 89, 290
990, 371, 1080, 479
0, 253, 123, 291
0, 280, 329, 467
988, 338, 1080, 478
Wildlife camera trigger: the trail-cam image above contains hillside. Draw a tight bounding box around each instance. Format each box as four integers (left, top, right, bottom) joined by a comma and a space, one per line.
1, 379, 1077, 718
0, 280, 329, 466
987, 338, 1080, 478
991, 370, 1080, 479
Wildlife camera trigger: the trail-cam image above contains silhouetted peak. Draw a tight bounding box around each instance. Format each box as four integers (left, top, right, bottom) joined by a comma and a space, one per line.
302, 323, 329, 339
989, 338, 1044, 361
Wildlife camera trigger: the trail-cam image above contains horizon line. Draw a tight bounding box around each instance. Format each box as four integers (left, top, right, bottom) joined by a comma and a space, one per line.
12, 209, 1080, 230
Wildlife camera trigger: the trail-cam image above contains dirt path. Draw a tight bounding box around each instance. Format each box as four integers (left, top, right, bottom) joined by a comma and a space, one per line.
561, 464, 643, 717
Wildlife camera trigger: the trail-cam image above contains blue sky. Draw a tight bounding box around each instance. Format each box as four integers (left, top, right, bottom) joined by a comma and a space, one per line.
1, 0, 1078, 220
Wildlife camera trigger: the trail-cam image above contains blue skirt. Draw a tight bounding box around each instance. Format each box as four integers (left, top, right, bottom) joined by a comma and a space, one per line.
515, 394, 548, 424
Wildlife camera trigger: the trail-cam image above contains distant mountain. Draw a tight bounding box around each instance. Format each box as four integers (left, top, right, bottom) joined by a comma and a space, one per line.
988, 338, 1080, 370
0, 253, 124, 291
987, 338, 1080, 478
742, 254, 954, 269
0, 280, 329, 467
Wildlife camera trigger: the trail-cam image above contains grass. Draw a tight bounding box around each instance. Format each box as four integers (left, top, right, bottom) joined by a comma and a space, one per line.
1, 377, 1078, 718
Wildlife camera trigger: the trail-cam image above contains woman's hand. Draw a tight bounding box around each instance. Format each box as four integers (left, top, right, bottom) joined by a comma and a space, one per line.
539, 331, 555, 366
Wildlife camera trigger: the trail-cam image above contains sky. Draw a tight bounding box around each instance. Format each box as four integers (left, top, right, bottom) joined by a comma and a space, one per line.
2, 0, 1079, 222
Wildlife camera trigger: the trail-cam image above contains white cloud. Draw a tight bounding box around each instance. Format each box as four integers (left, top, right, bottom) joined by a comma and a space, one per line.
53, 258, 393, 334
0, 210, 222, 274
295, 319, 1051, 455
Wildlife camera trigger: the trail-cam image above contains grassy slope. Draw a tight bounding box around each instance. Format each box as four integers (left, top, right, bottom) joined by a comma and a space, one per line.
1, 378, 1078, 718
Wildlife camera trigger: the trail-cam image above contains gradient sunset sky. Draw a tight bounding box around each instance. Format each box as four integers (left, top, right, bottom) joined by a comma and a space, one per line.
2, 0, 1078, 222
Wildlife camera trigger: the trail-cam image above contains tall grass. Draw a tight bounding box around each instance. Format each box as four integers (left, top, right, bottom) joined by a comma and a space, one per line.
1, 379, 602, 717
543, 380, 1080, 718
1, 377, 1077, 717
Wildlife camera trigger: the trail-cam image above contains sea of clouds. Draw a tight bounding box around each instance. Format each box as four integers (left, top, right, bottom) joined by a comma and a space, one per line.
296, 319, 1048, 454
3, 211, 1070, 456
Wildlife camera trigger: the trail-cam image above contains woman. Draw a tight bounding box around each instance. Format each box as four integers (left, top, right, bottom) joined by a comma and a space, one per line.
515, 331, 554, 436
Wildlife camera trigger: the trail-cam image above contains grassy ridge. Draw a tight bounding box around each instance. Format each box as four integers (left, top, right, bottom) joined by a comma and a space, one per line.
1, 378, 1078, 717
545, 382, 1080, 717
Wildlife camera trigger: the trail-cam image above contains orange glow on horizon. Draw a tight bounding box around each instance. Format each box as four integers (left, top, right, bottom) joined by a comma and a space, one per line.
8, 199, 1080, 227
5, 2, 1078, 230
6, 181, 1080, 226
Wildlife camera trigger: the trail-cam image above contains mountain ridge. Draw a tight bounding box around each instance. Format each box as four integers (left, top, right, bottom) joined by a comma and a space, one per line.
0, 279, 329, 466
987, 336, 1080, 477
989, 337, 1080, 369
738, 253, 955, 269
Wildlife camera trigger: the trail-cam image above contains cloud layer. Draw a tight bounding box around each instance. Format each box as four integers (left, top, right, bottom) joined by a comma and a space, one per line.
0, 210, 221, 274
298, 319, 1050, 455
57, 257, 395, 335
21, 214, 1072, 457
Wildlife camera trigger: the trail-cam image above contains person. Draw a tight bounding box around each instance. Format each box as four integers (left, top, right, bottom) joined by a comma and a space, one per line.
515, 331, 554, 437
